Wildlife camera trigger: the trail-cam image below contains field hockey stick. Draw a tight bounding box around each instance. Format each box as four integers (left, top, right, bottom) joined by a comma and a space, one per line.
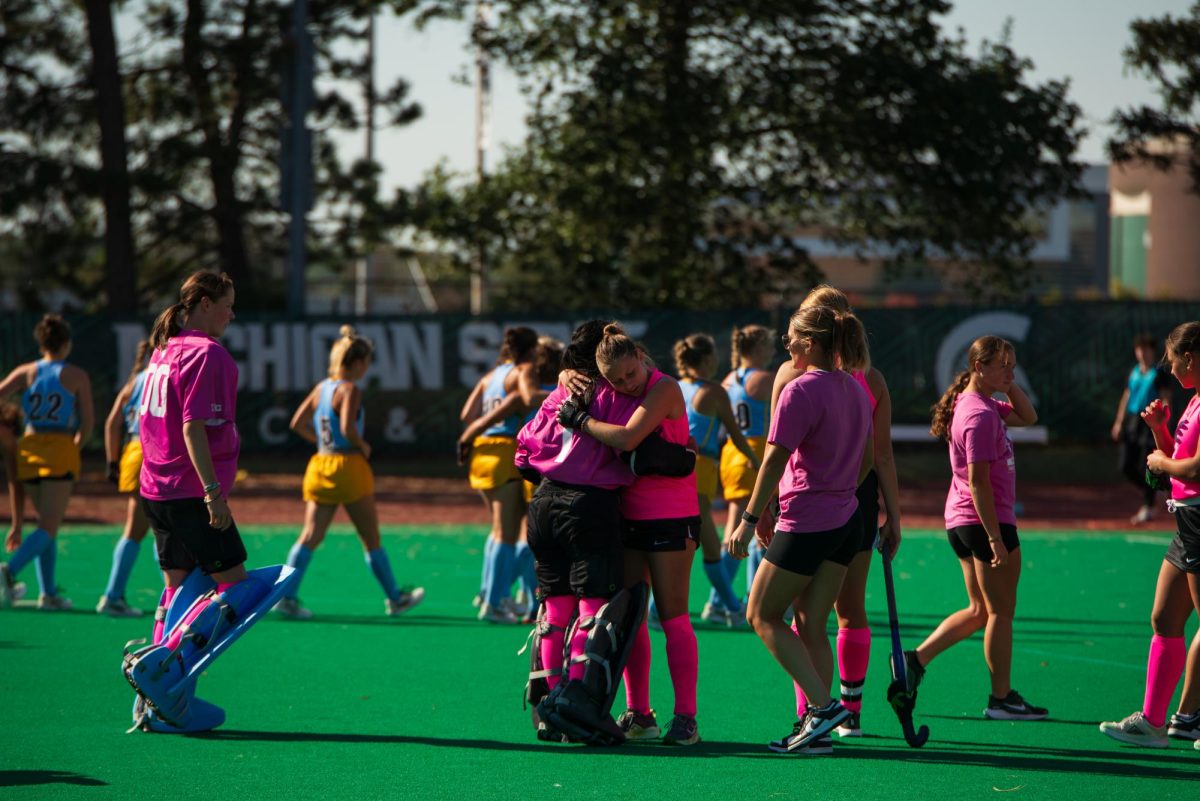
882, 549, 929, 748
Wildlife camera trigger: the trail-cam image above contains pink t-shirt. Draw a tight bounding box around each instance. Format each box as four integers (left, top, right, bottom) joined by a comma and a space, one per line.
620, 370, 699, 521
515, 384, 638, 490
1171, 395, 1200, 501
770, 369, 872, 533
851, 370, 879, 413
139, 330, 240, 501
943, 393, 1016, 529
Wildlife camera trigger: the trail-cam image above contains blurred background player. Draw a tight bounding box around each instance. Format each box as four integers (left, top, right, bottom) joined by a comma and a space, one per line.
906, 335, 1047, 722
674, 333, 760, 627
0, 403, 27, 569
1111, 333, 1173, 525
277, 326, 424, 619
98, 340, 152, 616
460, 326, 538, 623
1100, 321, 1200, 747
0, 314, 94, 610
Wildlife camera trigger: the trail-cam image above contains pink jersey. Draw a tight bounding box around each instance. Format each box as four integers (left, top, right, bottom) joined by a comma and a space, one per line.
139, 330, 240, 501
770, 369, 872, 533
851, 369, 879, 413
944, 393, 1016, 529
515, 384, 638, 490
1171, 395, 1200, 501
621, 370, 699, 521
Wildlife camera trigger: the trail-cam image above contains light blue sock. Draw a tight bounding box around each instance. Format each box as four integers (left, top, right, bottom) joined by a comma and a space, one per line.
35, 537, 58, 597
285, 543, 314, 600
515, 541, 537, 599
746, 539, 766, 599
721, 552, 742, 595
7, 527, 50, 578
104, 537, 142, 601
366, 548, 400, 602
480, 536, 497, 596
486, 542, 517, 608
703, 559, 742, 612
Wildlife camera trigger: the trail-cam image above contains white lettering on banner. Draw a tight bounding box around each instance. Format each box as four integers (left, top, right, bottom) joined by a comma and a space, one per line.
291, 323, 310, 388
357, 323, 443, 390
247, 323, 290, 391
384, 406, 416, 443
258, 406, 290, 445
456, 320, 648, 387
222, 325, 247, 389
308, 323, 345, 390
935, 312, 1039, 405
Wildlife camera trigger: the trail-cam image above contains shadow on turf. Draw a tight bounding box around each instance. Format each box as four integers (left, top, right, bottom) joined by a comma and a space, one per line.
921, 713, 1110, 728
273, 613, 494, 628
0, 770, 108, 787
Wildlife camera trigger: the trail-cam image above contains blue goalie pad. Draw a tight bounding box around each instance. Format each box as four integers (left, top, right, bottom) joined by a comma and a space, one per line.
122, 565, 296, 726
163, 568, 218, 635
131, 687, 225, 734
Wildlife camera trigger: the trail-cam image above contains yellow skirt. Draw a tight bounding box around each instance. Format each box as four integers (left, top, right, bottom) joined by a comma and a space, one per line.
719, 436, 766, 501
302, 452, 375, 506
118, 439, 144, 494
523, 479, 538, 504
17, 432, 80, 482
469, 436, 520, 491
694, 454, 719, 500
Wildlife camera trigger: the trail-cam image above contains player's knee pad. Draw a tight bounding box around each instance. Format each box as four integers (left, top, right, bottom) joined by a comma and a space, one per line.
537, 583, 649, 746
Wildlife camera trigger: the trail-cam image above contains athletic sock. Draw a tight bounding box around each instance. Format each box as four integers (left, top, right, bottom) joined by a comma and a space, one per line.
486, 542, 517, 609
6, 527, 50, 578
542, 596, 576, 690
515, 541, 537, 601
1144, 634, 1186, 728
34, 537, 58, 597
571, 598, 608, 681
792, 617, 808, 715
480, 536, 497, 597
105, 537, 142, 601
661, 613, 699, 717
703, 559, 742, 612
837, 627, 871, 714
624, 621, 652, 714
746, 540, 765, 597
366, 548, 401, 602
153, 587, 178, 644
285, 543, 314, 600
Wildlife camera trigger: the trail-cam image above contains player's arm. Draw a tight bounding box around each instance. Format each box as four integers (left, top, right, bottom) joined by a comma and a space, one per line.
704, 385, 759, 468
183, 420, 231, 530
1003, 381, 1037, 428
573, 379, 680, 451
868, 369, 902, 557
725, 441, 791, 558
1111, 388, 1130, 440
289, 388, 319, 445
337, 383, 371, 459
104, 381, 134, 475
1147, 449, 1200, 482
71, 368, 95, 447
967, 460, 1007, 568
460, 378, 486, 424
461, 392, 526, 444
0, 363, 30, 400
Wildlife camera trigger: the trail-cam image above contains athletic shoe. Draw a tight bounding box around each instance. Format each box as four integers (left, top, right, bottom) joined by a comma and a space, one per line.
478, 601, 520, 624
1168, 711, 1200, 740
0, 564, 25, 608
661, 714, 700, 746
616, 709, 661, 740
471, 591, 484, 609
96, 596, 144, 617
1099, 711, 1168, 747
274, 597, 313, 620
1131, 506, 1154, 525
984, 690, 1048, 721
387, 587, 425, 617
1193, 738, 1200, 751
770, 701, 850, 753
835, 711, 862, 737
37, 594, 73, 611
700, 600, 727, 624
894, 649, 924, 694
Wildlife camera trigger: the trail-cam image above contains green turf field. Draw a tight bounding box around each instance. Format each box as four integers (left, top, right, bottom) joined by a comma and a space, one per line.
1, 525, 1197, 800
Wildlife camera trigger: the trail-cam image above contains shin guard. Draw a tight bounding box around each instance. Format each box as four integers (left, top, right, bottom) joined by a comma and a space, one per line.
518, 599, 573, 739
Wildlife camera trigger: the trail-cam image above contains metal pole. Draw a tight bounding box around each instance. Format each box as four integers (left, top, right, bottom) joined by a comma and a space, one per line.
356, 11, 376, 317
286, 0, 312, 316
470, 1, 491, 315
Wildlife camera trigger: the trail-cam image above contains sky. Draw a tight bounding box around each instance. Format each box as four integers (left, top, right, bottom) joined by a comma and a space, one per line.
340, 0, 1194, 194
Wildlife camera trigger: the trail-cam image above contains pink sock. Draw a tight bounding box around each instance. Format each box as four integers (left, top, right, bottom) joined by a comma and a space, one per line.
792, 617, 808, 716
661, 613, 698, 717
153, 587, 178, 645
837, 627, 871, 714
570, 598, 608, 681
623, 622, 652, 714
542, 596, 577, 690
1144, 634, 1186, 728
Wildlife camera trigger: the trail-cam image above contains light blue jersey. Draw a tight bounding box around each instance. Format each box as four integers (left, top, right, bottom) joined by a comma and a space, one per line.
481, 363, 520, 438
123, 369, 148, 438
314, 378, 363, 454
726, 368, 767, 437
681, 379, 721, 459
23, 360, 77, 433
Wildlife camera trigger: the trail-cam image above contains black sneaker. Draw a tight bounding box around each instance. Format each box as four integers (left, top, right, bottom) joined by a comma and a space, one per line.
616, 708, 660, 740
895, 649, 924, 693
768, 711, 837, 755
984, 689, 1048, 721
1168, 711, 1200, 740
769, 701, 849, 753
662, 713, 700, 746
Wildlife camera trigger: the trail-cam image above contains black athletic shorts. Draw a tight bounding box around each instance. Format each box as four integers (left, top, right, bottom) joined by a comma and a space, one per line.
854, 471, 880, 552
764, 517, 858, 576
622, 515, 701, 553
947, 523, 1020, 562
143, 497, 248, 575
526, 480, 623, 598
1165, 506, 1200, 574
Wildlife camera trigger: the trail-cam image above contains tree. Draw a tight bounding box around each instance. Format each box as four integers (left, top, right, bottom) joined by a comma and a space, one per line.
406, 0, 1084, 309
1109, 1, 1200, 192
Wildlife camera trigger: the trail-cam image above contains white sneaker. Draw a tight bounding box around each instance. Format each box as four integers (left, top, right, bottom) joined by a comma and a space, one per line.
96, 596, 144, 617
478, 601, 520, 624
387, 587, 425, 617
700, 601, 727, 625
1131, 506, 1154, 525
37, 594, 73, 611
1099, 711, 1168, 748
275, 597, 314, 620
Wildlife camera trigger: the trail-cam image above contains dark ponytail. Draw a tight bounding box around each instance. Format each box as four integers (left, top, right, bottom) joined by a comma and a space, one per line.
149, 271, 234, 350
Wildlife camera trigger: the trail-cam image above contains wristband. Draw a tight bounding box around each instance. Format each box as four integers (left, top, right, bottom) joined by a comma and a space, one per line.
203, 481, 221, 495
741, 511, 760, 525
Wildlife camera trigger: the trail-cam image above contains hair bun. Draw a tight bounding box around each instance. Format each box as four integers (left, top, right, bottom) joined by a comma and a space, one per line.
339, 324, 357, 338
602, 323, 625, 337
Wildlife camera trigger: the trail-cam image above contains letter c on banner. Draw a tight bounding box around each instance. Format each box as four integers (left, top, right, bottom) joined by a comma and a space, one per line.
258, 406, 290, 446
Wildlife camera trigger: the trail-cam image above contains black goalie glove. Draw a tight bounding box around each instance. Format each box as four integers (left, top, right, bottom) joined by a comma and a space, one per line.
556, 396, 592, 431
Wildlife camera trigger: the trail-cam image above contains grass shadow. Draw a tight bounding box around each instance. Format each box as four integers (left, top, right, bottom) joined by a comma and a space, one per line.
0, 770, 108, 787
273, 613, 492, 629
